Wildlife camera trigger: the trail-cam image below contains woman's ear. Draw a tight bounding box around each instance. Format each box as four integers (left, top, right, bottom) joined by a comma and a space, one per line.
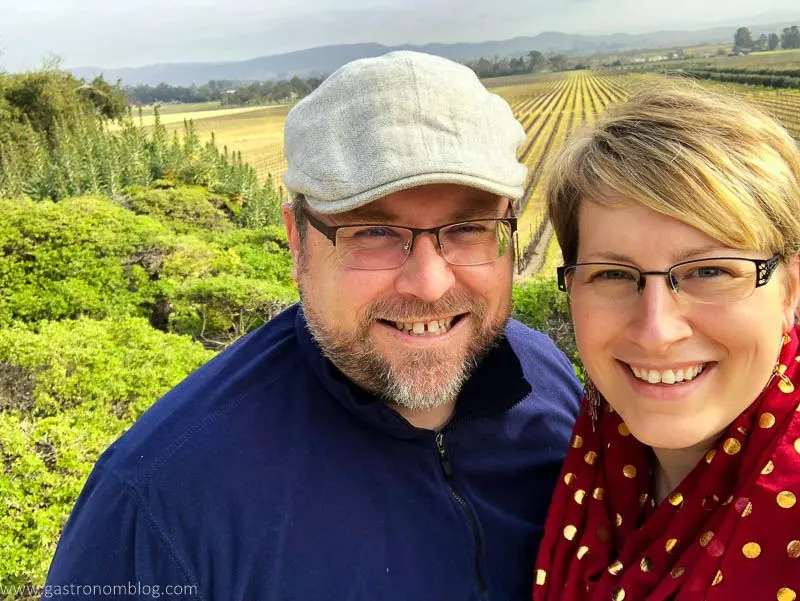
782, 255, 800, 331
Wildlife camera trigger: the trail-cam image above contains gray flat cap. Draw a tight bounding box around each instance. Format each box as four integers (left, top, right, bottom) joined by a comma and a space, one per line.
283, 50, 528, 214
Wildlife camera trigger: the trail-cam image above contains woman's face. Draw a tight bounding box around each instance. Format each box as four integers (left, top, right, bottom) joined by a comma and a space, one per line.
570, 199, 799, 451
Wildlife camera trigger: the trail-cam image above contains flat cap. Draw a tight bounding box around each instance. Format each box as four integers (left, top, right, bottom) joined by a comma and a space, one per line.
283, 50, 528, 214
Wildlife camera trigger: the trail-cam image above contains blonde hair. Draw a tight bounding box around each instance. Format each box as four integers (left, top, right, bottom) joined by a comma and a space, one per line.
547, 82, 800, 266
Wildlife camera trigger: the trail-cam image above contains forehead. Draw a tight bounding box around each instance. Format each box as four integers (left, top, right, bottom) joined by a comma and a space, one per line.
331, 184, 508, 225
577, 198, 733, 263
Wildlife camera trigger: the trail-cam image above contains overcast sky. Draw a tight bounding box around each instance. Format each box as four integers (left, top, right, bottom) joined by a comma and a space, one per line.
1, 0, 799, 71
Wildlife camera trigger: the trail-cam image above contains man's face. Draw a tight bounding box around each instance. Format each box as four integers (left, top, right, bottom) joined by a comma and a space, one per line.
283, 184, 515, 413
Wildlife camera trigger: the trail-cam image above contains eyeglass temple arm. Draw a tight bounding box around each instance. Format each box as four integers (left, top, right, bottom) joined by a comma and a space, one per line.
303, 211, 338, 245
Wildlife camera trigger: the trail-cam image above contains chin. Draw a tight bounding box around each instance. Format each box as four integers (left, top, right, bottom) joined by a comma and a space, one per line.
625, 416, 720, 451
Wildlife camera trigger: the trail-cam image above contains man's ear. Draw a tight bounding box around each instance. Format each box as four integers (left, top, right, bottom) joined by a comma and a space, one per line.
281, 203, 301, 283
782, 255, 800, 332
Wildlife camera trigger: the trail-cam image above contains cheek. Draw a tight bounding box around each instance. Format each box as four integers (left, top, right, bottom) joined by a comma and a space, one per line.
571, 304, 618, 358
302, 257, 397, 322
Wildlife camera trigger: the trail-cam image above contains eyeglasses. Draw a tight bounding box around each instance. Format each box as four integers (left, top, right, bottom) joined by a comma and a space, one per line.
302, 210, 517, 270
557, 255, 782, 305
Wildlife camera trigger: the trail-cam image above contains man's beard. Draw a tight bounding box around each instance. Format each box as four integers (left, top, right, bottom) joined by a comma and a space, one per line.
299, 283, 510, 412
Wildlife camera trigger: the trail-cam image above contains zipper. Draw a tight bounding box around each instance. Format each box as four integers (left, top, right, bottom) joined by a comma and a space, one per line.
435, 431, 489, 599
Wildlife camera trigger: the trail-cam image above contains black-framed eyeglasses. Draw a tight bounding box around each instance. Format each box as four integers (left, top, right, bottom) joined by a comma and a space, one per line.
302, 210, 518, 270
556, 255, 782, 305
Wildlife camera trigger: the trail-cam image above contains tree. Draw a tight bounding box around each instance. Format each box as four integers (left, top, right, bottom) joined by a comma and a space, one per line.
78, 76, 128, 120
733, 27, 753, 50
527, 50, 547, 73
549, 54, 568, 71
781, 26, 800, 50
755, 33, 768, 51
769, 32, 780, 51
734, 27, 753, 51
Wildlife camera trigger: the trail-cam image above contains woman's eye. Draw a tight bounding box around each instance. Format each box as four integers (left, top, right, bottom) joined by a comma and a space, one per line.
592, 269, 635, 281
688, 266, 729, 278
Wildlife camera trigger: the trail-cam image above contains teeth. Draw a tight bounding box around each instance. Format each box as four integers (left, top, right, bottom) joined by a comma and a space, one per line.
389, 317, 455, 336
630, 364, 706, 385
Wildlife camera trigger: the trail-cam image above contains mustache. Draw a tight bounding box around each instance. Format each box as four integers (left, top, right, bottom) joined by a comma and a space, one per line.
364, 292, 482, 322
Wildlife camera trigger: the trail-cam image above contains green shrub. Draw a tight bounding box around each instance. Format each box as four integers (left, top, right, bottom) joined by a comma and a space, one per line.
121, 185, 236, 233
512, 277, 580, 369
0, 317, 215, 592
170, 274, 297, 346
0, 196, 169, 326
211, 226, 294, 286
0, 78, 285, 224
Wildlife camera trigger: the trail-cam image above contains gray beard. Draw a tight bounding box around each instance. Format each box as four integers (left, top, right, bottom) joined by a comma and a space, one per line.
299, 285, 508, 412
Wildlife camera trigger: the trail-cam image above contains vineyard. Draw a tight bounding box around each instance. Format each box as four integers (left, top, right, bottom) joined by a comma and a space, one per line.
158, 70, 800, 278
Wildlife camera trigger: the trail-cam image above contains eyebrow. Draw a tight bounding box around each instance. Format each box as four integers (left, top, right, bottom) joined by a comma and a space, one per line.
584, 244, 734, 265
334, 201, 508, 225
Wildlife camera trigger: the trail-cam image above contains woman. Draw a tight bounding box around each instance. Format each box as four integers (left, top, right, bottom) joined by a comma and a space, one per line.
533, 83, 800, 601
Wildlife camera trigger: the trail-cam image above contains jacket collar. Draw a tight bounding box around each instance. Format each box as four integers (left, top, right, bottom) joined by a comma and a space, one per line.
295, 306, 532, 439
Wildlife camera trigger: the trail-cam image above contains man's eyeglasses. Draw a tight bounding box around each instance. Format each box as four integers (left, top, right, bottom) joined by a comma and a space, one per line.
557, 255, 782, 305
303, 210, 517, 270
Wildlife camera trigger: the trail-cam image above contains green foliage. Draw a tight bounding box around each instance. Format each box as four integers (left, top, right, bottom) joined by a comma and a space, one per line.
0, 74, 286, 225
220, 75, 324, 107
79, 76, 129, 120
123, 76, 322, 107
0, 317, 214, 590
170, 274, 297, 346
512, 277, 580, 368
0, 66, 297, 594
684, 68, 800, 90
733, 27, 753, 51
0, 190, 296, 341
122, 184, 236, 232
0, 196, 168, 327
781, 25, 800, 50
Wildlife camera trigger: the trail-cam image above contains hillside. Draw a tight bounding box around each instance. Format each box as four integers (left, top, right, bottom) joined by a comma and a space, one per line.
71, 20, 800, 86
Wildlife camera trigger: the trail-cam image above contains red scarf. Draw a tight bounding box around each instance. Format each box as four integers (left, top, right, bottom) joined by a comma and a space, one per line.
534, 325, 800, 601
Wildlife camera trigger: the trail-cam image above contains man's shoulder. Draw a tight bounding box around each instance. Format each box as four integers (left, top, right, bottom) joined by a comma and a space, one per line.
503, 318, 582, 412
98, 305, 305, 487
505, 318, 569, 364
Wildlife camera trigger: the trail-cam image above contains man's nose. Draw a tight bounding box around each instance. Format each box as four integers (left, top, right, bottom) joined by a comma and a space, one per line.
393, 233, 456, 302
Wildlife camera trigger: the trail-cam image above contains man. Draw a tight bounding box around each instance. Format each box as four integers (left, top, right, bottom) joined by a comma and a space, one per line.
44, 51, 580, 600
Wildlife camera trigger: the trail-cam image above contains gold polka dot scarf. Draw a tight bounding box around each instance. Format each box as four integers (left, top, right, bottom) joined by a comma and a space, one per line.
533, 325, 800, 601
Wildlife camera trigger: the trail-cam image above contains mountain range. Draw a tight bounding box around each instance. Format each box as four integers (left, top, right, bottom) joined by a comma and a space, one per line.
71, 20, 800, 87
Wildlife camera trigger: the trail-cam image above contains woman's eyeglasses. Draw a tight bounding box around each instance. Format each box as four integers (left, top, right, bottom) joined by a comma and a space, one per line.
557, 255, 782, 305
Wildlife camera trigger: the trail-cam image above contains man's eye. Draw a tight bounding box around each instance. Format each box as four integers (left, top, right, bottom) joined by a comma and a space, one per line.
449, 224, 487, 234
352, 227, 399, 239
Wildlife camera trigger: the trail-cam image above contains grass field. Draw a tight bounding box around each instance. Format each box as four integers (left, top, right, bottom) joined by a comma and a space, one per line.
666, 48, 800, 71
137, 101, 224, 116
134, 104, 280, 128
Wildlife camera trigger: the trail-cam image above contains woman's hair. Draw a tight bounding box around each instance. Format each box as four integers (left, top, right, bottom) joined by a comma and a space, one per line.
546, 81, 800, 266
